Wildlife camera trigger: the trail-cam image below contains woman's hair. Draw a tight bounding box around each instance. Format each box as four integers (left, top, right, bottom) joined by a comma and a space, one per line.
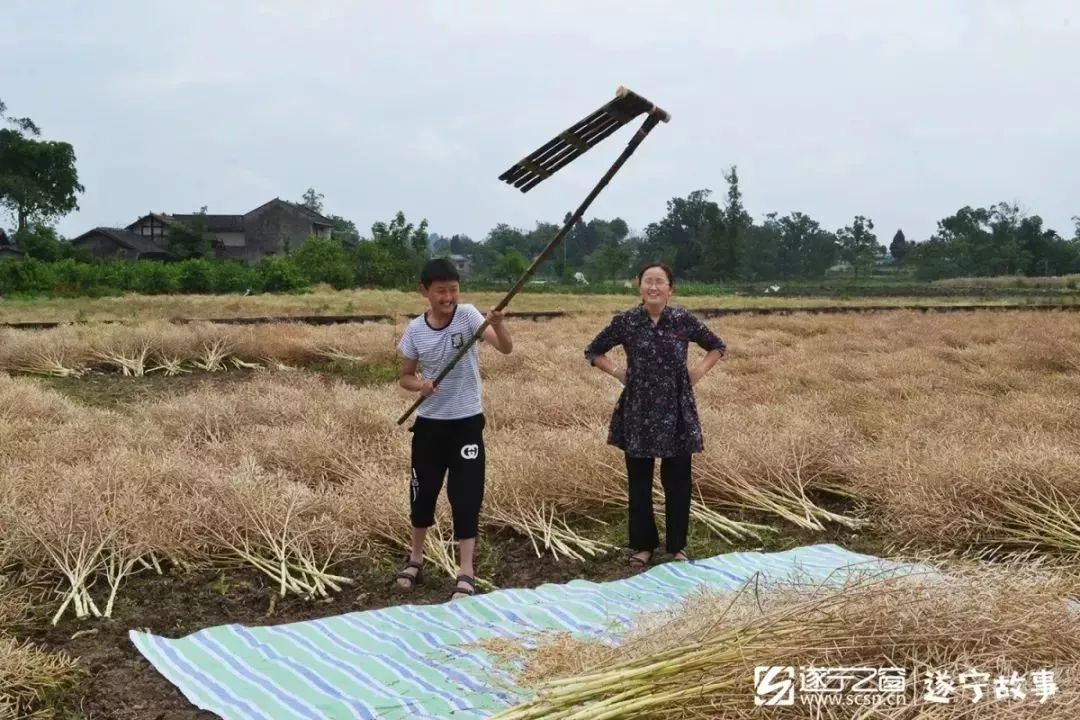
637, 262, 675, 287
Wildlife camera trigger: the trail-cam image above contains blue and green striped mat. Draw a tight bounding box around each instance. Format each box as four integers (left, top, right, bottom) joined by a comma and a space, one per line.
130, 544, 897, 719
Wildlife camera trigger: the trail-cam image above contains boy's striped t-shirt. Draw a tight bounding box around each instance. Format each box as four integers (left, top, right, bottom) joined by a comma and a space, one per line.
397, 303, 486, 420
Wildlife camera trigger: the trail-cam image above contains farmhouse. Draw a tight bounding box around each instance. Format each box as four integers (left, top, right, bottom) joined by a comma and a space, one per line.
448, 253, 473, 277
70, 198, 334, 263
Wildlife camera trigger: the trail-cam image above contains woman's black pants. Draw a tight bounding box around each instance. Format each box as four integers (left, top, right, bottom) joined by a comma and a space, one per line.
624, 453, 692, 554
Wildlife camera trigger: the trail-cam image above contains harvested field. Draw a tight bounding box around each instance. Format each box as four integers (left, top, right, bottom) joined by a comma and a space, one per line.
1, 307, 1078, 717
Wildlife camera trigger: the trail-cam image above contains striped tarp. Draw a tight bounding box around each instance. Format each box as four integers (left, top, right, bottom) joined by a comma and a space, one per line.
130, 544, 904, 720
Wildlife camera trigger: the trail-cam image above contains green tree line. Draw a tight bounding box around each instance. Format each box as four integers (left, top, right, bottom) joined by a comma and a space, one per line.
426, 166, 1080, 284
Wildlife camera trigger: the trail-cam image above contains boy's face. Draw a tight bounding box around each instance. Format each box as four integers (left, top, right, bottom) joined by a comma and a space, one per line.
420, 279, 460, 315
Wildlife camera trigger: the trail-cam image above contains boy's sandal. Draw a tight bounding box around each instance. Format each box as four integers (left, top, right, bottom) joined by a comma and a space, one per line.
628, 552, 651, 570
394, 559, 423, 588
450, 575, 476, 600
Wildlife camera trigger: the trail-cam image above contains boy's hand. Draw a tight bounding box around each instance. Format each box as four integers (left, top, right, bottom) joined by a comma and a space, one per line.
419, 380, 437, 397
486, 309, 504, 326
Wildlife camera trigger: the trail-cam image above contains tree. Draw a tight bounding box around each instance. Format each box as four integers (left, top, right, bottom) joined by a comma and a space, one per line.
13, 223, 65, 262
774, 212, 837, 279
448, 234, 474, 254
329, 215, 359, 244
429, 233, 451, 255
0, 99, 40, 135
485, 223, 529, 256
300, 187, 325, 214
178, 259, 215, 293
292, 235, 354, 289
1014, 214, 1078, 277
712, 165, 751, 280
351, 211, 430, 286
495, 248, 527, 284
585, 242, 633, 283
167, 206, 215, 260
740, 213, 781, 281
639, 189, 722, 280
0, 99, 84, 231
372, 210, 429, 257
890, 229, 909, 261
836, 215, 882, 277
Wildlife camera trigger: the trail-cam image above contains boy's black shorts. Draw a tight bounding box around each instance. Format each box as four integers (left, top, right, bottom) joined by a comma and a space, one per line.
408, 413, 486, 540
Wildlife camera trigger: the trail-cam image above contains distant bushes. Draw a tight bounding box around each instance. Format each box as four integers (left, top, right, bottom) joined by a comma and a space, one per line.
0, 257, 310, 297
0, 233, 412, 298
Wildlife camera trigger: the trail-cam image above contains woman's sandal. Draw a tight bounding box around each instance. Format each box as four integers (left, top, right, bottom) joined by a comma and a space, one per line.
450, 575, 477, 601
394, 559, 423, 589
628, 551, 652, 570
671, 550, 690, 562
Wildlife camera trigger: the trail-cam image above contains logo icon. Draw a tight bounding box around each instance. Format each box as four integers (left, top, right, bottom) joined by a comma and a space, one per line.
460, 444, 479, 460
755, 666, 796, 706
451, 332, 465, 349
410, 469, 419, 502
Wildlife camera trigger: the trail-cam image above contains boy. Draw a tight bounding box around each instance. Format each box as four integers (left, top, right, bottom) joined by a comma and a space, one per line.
394, 257, 513, 600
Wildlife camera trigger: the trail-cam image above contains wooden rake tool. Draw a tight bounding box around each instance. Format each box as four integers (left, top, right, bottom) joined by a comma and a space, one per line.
396, 86, 670, 425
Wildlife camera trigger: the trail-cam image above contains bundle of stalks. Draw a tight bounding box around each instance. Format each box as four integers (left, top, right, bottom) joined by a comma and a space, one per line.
216, 381, 402, 485
0, 372, 80, 423
147, 323, 204, 375
694, 403, 866, 532
0, 637, 80, 720
0, 326, 88, 377
484, 375, 614, 432
92, 449, 216, 610
488, 560, 1080, 719
0, 373, 86, 449
304, 323, 400, 367
2, 450, 195, 623
8, 468, 114, 625
1, 320, 408, 377
3, 411, 138, 474
198, 464, 356, 599
484, 427, 622, 560
484, 480, 614, 563
86, 321, 171, 376
863, 437, 1080, 556
139, 373, 320, 447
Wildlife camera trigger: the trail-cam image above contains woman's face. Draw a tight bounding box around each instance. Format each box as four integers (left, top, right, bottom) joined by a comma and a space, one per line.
639, 266, 673, 309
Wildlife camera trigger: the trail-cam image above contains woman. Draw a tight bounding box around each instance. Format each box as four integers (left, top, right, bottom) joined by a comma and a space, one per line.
584, 263, 727, 569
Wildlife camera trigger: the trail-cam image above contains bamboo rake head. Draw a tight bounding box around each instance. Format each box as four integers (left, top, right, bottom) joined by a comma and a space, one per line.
498, 85, 671, 193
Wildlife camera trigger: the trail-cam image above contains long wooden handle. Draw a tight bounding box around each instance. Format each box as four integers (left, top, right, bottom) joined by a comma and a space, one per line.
396, 110, 666, 426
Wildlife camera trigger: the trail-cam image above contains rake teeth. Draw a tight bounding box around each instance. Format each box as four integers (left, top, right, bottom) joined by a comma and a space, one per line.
498, 85, 670, 193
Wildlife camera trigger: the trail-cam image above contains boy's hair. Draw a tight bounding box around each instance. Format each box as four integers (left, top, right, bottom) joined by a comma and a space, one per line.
420, 258, 460, 288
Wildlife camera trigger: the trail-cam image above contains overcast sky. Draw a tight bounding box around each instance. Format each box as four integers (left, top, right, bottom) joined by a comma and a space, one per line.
4, 1, 1078, 246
